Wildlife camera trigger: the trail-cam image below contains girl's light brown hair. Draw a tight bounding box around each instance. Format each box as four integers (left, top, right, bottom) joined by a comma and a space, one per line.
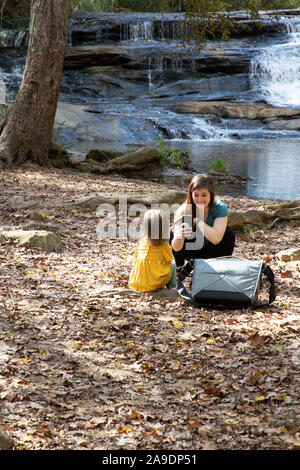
142, 209, 170, 246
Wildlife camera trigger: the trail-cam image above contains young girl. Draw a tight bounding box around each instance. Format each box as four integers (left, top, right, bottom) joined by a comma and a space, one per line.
129, 209, 176, 292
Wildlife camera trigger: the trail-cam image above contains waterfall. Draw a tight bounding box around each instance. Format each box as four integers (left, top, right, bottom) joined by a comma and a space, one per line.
155, 20, 182, 40
250, 17, 300, 107
0, 73, 6, 103
189, 117, 229, 140
0, 64, 24, 102
130, 21, 153, 41
120, 18, 183, 42
121, 21, 154, 41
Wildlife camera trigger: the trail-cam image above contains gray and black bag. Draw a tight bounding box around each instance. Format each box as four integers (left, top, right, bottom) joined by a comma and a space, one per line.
177, 257, 276, 308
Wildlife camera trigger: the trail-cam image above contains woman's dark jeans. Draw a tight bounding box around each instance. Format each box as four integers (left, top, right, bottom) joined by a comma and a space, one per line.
172, 226, 235, 267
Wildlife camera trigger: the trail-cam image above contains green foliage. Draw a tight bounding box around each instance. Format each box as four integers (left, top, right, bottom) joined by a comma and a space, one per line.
155, 135, 184, 167
114, 1, 300, 48
260, 1, 300, 8
207, 157, 230, 173
49, 147, 70, 169
115, 0, 300, 13
70, 0, 116, 12
239, 223, 253, 235
0, 104, 7, 123
81, 204, 98, 212
115, 0, 181, 12
0, 0, 30, 28
79, 163, 93, 172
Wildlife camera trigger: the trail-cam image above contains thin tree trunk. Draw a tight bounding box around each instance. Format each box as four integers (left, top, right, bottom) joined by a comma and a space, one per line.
0, 0, 69, 166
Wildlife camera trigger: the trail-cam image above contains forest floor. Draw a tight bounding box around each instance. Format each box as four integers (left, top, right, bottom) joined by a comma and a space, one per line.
0, 166, 299, 451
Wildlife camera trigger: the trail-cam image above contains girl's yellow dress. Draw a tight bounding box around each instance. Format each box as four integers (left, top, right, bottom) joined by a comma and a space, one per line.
129, 239, 173, 292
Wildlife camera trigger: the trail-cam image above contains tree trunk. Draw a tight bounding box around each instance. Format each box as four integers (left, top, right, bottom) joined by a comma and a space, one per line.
0, 0, 69, 166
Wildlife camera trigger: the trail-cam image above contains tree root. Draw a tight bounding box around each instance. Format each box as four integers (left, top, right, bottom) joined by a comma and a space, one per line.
267, 217, 281, 230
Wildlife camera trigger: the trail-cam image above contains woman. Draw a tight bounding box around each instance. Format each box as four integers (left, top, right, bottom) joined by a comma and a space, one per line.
170, 174, 235, 267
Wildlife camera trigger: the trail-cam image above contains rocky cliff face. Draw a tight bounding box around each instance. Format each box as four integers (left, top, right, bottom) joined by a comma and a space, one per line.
2, 10, 300, 172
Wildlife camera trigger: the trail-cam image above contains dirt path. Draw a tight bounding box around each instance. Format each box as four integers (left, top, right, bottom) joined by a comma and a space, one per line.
0, 167, 299, 450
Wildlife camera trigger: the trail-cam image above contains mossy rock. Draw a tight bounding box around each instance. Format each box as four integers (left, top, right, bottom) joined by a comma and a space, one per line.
243, 210, 272, 225
2, 230, 64, 252
0, 428, 15, 450
0, 104, 8, 122
49, 145, 70, 168
87, 149, 122, 163
276, 247, 300, 262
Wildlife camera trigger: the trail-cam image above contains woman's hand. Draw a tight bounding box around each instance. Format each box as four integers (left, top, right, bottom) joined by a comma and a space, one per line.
172, 222, 193, 252
173, 222, 192, 240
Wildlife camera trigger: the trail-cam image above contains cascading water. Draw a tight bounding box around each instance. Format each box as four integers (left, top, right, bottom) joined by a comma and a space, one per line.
0, 29, 28, 48
0, 64, 24, 102
2, 11, 300, 199
0, 76, 6, 103
121, 21, 154, 41
129, 21, 154, 41
250, 17, 300, 107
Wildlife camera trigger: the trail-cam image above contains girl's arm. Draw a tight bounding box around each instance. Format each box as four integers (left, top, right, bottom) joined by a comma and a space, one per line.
198, 216, 227, 245
163, 243, 173, 262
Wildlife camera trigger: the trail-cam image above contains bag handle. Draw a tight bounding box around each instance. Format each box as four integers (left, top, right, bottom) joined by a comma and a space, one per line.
262, 263, 276, 305
176, 258, 276, 308
177, 260, 203, 308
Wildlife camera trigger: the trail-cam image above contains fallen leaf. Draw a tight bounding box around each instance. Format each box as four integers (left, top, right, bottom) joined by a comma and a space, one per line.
204, 386, 224, 397
255, 395, 266, 402
283, 395, 292, 404
86, 417, 107, 428
116, 426, 133, 434
187, 420, 198, 430
198, 425, 213, 438
170, 360, 181, 370
172, 320, 183, 328
249, 331, 269, 348
281, 270, 293, 278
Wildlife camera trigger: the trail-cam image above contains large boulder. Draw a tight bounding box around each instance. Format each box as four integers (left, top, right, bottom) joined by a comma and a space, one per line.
228, 212, 248, 230
273, 204, 300, 220
242, 210, 272, 225
68, 10, 296, 47
71, 189, 187, 209
0, 428, 15, 450
150, 75, 249, 101
269, 118, 300, 131
2, 230, 64, 252
276, 248, 300, 262
173, 101, 300, 122
228, 209, 271, 230
64, 45, 134, 70
93, 146, 159, 172
54, 103, 160, 153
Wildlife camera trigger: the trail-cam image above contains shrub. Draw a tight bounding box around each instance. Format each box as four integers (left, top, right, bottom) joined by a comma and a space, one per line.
155, 135, 184, 167
70, 0, 116, 12
207, 157, 230, 174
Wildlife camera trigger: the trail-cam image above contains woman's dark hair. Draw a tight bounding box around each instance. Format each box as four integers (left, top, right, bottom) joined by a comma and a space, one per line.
186, 174, 215, 210
173, 174, 215, 229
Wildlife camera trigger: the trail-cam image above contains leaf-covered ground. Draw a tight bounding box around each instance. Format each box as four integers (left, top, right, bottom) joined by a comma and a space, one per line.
0, 167, 299, 450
